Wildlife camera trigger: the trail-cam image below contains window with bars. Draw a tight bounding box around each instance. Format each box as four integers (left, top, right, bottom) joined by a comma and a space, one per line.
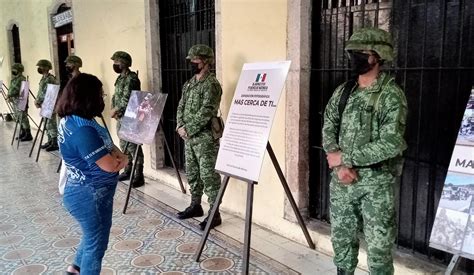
309, 0, 474, 269
158, 0, 216, 169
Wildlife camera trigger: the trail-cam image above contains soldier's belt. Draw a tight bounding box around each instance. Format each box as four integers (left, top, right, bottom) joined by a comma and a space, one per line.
353, 162, 383, 171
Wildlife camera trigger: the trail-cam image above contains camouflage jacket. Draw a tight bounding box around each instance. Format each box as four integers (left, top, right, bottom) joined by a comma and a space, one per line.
112, 71, 140, 118
36, 73, 57, 105
177, 72, 222, 138
8, 74, 26, 98
323, 72, 408, 169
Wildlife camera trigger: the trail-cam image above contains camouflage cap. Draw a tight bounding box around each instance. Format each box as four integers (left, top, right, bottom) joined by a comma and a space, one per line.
36, 59, 52, 69
345, 27, 394, 61
65, 55, 83, 67
11, 63, 24, 73
186, 44, 215, 64
111, 51, 132, 67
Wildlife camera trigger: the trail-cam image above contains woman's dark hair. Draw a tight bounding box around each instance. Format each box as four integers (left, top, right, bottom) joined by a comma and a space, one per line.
56, 73, 104, 119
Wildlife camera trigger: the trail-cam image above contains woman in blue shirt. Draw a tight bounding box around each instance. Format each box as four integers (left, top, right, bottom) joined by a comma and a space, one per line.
56, 73, 128, 275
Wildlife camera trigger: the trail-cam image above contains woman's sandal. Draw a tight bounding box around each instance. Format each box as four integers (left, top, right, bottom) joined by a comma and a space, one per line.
65, 264, 80, 274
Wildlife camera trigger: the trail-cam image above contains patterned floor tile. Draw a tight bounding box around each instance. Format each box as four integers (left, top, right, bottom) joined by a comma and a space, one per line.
0, 122, 296, 274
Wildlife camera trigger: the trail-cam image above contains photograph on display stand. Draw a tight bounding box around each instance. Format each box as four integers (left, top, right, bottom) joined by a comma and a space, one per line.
118, 91, 167, 145
39, 84, 60, 119
17, 81, 29, 111
458, 90, 474, 146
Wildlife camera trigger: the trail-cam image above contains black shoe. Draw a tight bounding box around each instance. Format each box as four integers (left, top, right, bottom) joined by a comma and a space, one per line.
45, 143, 59, 152
118, 171, 131, 181
20, 132, 33, 142
337, 267, 354, 275
177, 204, 204, 220
16, 129, 25, 140
40, 140, 51, 149
199, 212, 222, 231
131, 175, 145, 188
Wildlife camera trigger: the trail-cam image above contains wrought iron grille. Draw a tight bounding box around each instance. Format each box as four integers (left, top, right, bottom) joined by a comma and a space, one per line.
309, 0, 474, 268
159, 0, 216, 169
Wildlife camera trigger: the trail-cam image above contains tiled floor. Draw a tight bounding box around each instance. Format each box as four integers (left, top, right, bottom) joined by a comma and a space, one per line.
0, 121, 296, 274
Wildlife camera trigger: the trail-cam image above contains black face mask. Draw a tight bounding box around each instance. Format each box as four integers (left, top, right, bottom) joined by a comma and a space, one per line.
349, 51, 374, 75
190, 62, 202, 75
37, 68, 44, 74
12, 71, 18, 76
66, 66, 74, 73
113, 64, 122, 74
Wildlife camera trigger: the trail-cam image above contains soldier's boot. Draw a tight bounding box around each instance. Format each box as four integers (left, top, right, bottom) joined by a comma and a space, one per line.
45, 137, 59, 151
20, 129, 33, 142
131, 165, 145, 188
177, 196, 204, 220
16, 129, 25, 140
40, 140, 51, 149
337, 268, 354, 275
118, 165, 132, 181
199, 208, 222, 231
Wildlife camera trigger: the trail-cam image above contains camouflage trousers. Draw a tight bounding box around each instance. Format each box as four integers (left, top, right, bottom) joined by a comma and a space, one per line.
184, 131, 221, 207
12, 99, 30, 130
117, 119, 144, 174
46, 113, 58, 140
330, 170, 396, 275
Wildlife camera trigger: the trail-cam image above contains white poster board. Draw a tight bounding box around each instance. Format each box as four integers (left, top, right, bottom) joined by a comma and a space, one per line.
215, 61, 291, 182
429, 88, 474, 260
118, 91, 167, 145
17, 81, 29, 111
40, 84, 60, 119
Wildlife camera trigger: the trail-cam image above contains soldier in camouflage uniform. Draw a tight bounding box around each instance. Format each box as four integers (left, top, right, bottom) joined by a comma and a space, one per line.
7, 63, 32, 141
322, 28, 408, 275
34, 59, 59, 151
110, 51, 144, 188
176, 44, 223, 230
64, 55, 82, 82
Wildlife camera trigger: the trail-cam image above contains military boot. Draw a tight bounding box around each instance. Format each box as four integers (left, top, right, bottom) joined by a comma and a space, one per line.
40, 140, 51, 149
45, 137, 59, 151
20, 129, 33, 142
199, 208, 222, 231
131, 165, 145, 188
118, 165, 132, 181
337, 268, 354, 275
177, 196, 204, 219
16, 129, 25, 140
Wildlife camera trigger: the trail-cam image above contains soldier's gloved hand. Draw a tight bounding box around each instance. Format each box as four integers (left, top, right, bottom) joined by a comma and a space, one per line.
327, 151, 343, 168
336, 167, 357, 185
177, 127, 188, 140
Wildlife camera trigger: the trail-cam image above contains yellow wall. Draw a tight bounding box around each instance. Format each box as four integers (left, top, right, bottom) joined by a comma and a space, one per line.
72, 0, 149, 162
0, 0, 58, 125
216, 0, 293, 237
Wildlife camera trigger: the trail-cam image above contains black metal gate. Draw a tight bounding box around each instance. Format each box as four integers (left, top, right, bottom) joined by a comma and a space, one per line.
309, 0, 474, 268
158, 0, 215, 169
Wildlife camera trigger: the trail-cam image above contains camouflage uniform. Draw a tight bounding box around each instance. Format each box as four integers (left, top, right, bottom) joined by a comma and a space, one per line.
35, 60, 58, 142
177, 71, 222, 207
322, 28, 408, 274
111, 51, 144, 177
8, 63, 30, 131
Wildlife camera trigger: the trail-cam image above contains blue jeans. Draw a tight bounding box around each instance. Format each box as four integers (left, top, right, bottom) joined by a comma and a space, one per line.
63, 183, 117, 275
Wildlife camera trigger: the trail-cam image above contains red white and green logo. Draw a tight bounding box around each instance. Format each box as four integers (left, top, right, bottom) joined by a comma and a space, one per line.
255, 73, 267, 83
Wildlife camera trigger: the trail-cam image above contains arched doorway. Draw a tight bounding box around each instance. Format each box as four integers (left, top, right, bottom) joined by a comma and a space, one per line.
52, 4, 74, 89
11, 24, 21, 63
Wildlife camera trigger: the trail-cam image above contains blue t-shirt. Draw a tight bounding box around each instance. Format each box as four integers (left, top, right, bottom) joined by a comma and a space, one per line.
58, 115, 118, 187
